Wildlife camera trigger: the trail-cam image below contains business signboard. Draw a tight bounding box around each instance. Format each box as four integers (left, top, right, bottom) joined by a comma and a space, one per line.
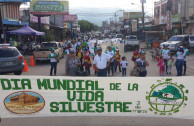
63, 15, 77, 22
0, 76, 193, 119
124, 12, 142, 19
0, 0, 30, 2
30, 0, 69, 16
132, 20, 137, 32
31, 15, 50, 24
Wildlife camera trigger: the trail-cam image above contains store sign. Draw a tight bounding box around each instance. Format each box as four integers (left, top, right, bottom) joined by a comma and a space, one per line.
30, 0, 69, 15
124, 12, 142, 19
0, 76, 193, 119
31, 16, 50, 24
0, 0, 30, 2
140, 0, 146, 3
63, 15, 77, 22
132, 20, 137, 32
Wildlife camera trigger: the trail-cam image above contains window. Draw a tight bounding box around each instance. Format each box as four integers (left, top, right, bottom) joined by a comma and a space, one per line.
0, 48, 19, 57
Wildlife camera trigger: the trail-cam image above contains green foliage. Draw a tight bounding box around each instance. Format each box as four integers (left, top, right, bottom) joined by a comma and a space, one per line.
78, 20, 99, 33
42, 28, 55, 41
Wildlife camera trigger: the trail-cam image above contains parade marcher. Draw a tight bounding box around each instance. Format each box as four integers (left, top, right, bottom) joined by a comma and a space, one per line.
92, 49, 98, 75
160, 45, 170, 72
76, 49, 84, 71
131, 48, 140, 62
65, 48, 81, 76
93, 47, 115, 77
175, 48, 185, 76
183, 44, 190, 75
120, 56, 128, 76
83, 51, 92, 75
115, 49, 122, 72
134, 51, 149, 77
49, 47, 58, 76
157, 56, 165, 76
106, 46, 115, 76
167, 53, 174, 75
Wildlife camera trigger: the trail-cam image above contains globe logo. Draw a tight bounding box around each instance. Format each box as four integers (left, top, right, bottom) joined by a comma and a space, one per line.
146, 79, 189, 115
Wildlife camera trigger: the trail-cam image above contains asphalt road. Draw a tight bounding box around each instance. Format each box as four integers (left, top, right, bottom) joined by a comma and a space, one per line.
20, 43, 194, 77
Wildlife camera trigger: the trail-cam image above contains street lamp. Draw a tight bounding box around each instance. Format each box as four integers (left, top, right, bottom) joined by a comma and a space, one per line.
131, 2, 145, 41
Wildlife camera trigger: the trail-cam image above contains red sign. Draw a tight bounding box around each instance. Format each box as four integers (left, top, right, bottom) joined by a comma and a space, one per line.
63, 15, 77, 22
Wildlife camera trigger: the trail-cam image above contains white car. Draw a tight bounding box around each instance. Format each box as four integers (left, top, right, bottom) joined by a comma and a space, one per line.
189, 35, 194, 48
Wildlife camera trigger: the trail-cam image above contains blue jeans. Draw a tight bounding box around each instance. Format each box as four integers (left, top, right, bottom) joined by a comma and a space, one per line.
50, 62, 57, 75
97, 68, 107, 77
176, 59, 184, 76
139, 71, 147, 77
122, 68, 126, 76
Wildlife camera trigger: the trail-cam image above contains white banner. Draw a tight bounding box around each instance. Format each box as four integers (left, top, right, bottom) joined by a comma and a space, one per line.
0, 76, 193, 119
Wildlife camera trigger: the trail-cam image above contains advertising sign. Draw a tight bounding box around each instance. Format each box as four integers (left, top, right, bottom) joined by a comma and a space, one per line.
132, 20, 137, 32
0, 76, 194, 119
63, 15, 77, 22
30, 0, 69, 16
124, 12, 142, 19
31, 16, 50, 24
140, 0, 146, 3
167, 11, 172, 30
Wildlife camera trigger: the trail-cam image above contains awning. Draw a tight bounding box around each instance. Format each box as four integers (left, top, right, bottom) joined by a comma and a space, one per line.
6, 25, 45, 36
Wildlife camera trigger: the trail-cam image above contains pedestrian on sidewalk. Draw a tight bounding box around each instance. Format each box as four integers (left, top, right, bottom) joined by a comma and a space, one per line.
93, 47, 115, 77
157, 56, 165, 76
134, 51, 149, 77
65, 48, 81, 76
49, 47, 58, 76
167, 53, 174, 75
120, 56, 128, 76
183, 44, 190, 75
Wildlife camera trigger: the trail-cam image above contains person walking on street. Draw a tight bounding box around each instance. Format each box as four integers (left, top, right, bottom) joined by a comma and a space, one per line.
183, 44, 190, 75
160, 45, 170, 73
157, 56, 165, 76
167, 53, 174, 75
83, 51, 92, 76
76, 49, 84, 72
175, 48, 185, 76
93, 47, 115, 77
49, 47, 58, 76
65, 48, 81, 76
106, 46, 115, 76
134, 51, 149, 77
120, 56, 128, 76
115, 49, 122, 72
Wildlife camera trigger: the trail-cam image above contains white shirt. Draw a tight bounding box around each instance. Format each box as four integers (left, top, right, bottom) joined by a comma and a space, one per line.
184, 48, 189, 61
50, 53, 57, 62
176, 52, 185, 60
93, 53, 112, 69
77, 42, 81, 46
161, 49, 170, 59
120, 60, 128, 68
106, 50, 115, 62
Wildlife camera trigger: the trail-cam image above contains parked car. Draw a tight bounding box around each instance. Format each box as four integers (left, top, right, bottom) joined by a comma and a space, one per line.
160, 35, 190, 52
0, 44, 24, 75
189, 35, 194, 48
33, 42, 64, 63
115, 34, 123, 38
124, 35, 140, 52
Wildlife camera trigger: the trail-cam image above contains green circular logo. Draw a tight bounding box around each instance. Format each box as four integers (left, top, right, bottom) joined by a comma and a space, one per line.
146, 79, 189, 115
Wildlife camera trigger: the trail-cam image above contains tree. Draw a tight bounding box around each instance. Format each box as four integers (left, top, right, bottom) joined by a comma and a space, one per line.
78, 20, 99, 33
42, 28, 54, 41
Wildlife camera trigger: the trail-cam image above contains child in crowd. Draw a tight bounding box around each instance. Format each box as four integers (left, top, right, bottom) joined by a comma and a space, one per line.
92, 49, 98, 75
167, 53, 174, 75
76, 49, 84, 72
120, 56, 128, 76
131, 48, 140, 62
115, 49, 122, 72
157, 56, 165, 76
83, 51, 92, 76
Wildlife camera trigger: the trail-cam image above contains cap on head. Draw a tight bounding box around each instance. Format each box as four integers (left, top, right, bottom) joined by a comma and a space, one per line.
49, 47, 55, 51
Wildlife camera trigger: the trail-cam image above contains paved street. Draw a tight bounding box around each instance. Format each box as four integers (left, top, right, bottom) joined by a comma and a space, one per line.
17, 42, 194, 77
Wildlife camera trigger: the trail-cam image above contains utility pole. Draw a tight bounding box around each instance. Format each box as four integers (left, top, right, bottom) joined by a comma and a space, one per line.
115, 13, 117, 32
0, 5, 4, 43
142, 2, 145, 41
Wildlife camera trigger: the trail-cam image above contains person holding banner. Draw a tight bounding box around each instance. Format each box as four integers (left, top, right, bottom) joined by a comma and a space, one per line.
93, 47, 115, 77
134, 51, 149, 77
65, 48, 81, 76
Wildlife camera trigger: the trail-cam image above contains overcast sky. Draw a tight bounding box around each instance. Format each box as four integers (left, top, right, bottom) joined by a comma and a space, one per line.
68, 0, 157, 25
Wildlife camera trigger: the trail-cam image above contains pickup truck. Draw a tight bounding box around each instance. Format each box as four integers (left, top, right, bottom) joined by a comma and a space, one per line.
33, 42, 64, 63
160, 35, 190, 52
124, 35, 140, 52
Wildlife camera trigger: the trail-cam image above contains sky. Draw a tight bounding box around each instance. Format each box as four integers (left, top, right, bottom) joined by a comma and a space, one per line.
68, 0, 157, 26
